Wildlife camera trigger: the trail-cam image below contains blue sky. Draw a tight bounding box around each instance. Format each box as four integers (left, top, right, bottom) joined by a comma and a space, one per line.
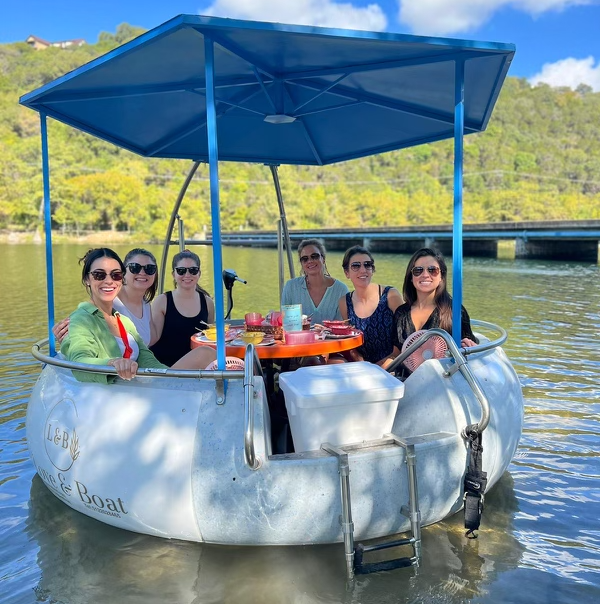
2, 1, 599, 90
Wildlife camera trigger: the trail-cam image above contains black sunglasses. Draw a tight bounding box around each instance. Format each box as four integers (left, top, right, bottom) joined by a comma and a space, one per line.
411, 265, 440, 277
350, 261, 375, 272
175, 266, 200, 276
300, 253, 321, 263
127, 262, 157, 275
89, 269, 124, 282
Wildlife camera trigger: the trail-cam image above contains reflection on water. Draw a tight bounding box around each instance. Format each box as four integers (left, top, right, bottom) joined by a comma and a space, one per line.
1, 245, 600, 603
26, 473, 524, 604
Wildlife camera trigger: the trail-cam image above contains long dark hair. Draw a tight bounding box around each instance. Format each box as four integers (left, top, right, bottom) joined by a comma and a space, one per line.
172, 249, 210, 297
79, 248, 125, 288
341, 245, 375, 273
402, 248, 452, 332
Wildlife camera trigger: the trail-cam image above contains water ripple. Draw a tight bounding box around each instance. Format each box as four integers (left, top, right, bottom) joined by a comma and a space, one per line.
1, 248, 600, 603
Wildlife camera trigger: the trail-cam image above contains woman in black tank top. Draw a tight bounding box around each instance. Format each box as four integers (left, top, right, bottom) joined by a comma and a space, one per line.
150, 250, 215, 366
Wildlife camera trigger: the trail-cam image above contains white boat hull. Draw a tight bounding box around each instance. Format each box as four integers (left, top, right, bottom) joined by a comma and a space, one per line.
27, 347, 523, 545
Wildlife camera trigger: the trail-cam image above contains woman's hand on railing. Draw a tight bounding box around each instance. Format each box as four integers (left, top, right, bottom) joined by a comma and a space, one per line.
107, 358, 139, 380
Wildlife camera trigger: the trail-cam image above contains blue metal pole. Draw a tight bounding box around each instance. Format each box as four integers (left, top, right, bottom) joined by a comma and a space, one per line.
40, 113, 56, 356
204, 36, 226, 369
452, 60, 465, 346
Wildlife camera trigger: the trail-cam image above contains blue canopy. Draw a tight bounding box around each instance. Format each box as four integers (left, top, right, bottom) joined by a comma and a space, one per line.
21, 14, 515, 361
20, 14, 514, 166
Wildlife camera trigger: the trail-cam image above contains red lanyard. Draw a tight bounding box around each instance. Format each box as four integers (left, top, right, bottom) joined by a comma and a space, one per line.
114, 314, 133, 359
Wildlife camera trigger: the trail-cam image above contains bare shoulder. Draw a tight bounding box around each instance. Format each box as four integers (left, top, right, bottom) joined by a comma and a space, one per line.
152, 293, 167, 314
204, 293, 215, 323
387, 287, 403, 312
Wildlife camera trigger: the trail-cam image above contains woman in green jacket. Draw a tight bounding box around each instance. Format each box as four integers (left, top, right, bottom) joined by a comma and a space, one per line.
61, 248, 215, 383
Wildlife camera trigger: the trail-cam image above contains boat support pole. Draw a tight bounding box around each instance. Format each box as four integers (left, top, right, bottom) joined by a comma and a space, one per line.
40, 113, 56, 356
205, 37, 226, 370
277, 221, 285, 304
452, 59, 465, 346
158, 162, 201, 294
270, 165, 295, 283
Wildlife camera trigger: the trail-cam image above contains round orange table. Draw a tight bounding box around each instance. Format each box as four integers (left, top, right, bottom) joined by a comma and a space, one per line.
191, 332, 363, 359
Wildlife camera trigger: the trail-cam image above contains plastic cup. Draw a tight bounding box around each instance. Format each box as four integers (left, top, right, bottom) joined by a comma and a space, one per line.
245, 312, 263, 326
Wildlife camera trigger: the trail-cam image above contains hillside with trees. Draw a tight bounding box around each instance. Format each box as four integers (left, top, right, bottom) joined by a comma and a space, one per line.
1, 24, 599, 240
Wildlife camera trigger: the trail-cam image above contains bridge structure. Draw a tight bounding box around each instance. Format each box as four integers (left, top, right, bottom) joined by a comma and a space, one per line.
204, 220, 600, 262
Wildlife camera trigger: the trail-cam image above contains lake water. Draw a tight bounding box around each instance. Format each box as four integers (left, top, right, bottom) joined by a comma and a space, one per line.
1, 243, 599, 604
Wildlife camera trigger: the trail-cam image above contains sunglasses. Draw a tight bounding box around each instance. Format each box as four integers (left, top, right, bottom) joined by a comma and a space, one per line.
127, 262, 157, 275
350, 261, 375, 272
300, 253, 321, 264
89, 269, 124, 281
175, 266, 200, 276
411, 265, 441, 277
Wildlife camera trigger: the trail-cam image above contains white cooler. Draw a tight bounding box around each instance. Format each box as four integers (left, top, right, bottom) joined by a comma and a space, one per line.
279, 362, 404, 452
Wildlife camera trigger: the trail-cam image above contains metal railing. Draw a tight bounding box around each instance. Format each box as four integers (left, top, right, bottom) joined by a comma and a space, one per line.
243, 344, 265, 470
465, 319, 507, 355
31, 338, 244, 380
387, 327, 493, 434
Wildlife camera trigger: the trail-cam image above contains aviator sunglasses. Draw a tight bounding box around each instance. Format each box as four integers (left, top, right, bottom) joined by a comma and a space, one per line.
175, 266, 200, 276
411, 265, 441, 277
127, 262, 157, 275
350, 261, 375, 272
300, 252, 321, 263
89, 269, 124, 281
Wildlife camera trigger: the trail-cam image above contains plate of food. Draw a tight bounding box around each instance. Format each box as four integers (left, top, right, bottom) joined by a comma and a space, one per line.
231, 337, 276, 347
194, 330, 239, 343
325, 329, 362, 340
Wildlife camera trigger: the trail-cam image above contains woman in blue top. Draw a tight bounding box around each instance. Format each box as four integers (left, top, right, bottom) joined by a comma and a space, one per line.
281, 239, 348, 325
339, 245, 403, 368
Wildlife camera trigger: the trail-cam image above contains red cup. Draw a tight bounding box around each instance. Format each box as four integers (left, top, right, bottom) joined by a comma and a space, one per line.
285, 331, 316, 345
245, 312, 263, 326
270, 311, 283, 326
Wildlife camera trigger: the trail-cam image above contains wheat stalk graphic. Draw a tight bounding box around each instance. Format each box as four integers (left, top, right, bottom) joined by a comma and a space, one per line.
70, 429, 80, 461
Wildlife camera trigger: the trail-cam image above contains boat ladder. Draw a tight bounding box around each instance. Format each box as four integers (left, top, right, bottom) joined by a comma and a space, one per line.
322, 433, 429, 580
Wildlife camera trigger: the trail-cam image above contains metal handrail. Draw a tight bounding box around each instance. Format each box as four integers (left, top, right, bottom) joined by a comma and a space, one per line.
387, 328, 491, 434
31, 339, 243, 381
465, 319, 507, 355
243, 344, 265, 470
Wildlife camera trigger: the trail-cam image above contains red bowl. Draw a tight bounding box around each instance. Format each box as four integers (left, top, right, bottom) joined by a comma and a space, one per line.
322, 320, 348, 328
329, 325, 354, 335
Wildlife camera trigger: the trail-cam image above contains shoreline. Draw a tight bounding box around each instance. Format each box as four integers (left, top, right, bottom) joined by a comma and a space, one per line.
0, 231, 146, 245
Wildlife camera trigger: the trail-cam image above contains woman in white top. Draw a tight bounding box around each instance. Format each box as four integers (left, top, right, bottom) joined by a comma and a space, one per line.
281, 239, 348, 325
53, 247, 160, 346
112, 248, 159, 345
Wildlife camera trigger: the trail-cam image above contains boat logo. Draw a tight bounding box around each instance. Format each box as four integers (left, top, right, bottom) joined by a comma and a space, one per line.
44, 398, 81, 472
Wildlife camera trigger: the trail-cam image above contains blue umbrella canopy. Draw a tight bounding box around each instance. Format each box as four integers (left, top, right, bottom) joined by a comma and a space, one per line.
20, 14, 514, 166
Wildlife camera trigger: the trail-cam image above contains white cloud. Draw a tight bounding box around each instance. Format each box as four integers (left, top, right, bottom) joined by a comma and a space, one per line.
398, 0, 596, 36
199, 0, 387, 31
529, 56, 600, 91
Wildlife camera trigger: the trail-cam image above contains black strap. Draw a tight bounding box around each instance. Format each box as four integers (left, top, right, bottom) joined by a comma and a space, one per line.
463, 426, 487, 538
